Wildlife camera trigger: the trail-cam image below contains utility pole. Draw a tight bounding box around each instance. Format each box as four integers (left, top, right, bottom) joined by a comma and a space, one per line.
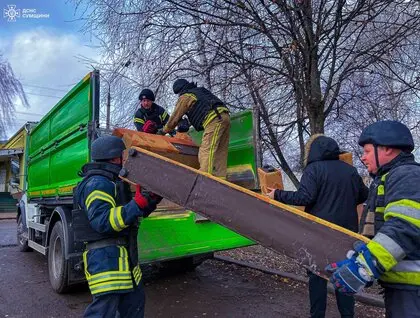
253, 105, 262, 189
103, 60, 131, 130
106, 86, 111, 130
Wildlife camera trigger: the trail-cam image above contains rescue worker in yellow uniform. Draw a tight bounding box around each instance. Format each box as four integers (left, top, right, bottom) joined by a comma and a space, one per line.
75, 135, 162, 318
326, 121, 420, 317
159, 79, 230, 179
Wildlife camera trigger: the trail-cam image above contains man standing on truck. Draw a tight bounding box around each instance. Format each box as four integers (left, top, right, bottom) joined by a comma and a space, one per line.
327, 121, 420, 317
267, 134, 369, 318
159, 79, 230, 179
75, 135, 162, 317
134, 88, 169, 134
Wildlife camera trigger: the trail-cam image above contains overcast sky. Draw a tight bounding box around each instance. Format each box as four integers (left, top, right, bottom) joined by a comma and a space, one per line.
1, 0, 99, 138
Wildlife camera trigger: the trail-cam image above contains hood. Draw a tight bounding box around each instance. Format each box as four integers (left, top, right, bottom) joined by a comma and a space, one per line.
304, 134, 340, 167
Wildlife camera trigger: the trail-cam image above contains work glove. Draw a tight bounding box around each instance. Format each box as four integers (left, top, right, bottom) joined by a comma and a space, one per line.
156, 128, 176, 137
133, 185, 162, 217
134, 185, 149, 209
177, 118, 190, 133
325, 241, 382, 295
142, 190, 163, 206
142, 120, 158, 134
156, 128, 166, 135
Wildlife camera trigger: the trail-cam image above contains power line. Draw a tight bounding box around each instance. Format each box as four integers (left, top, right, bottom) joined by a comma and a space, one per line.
57, 82, 78, 87
26, 92, 62, 99
15, 111, 45, 117
5, 119, 35, 125
22, 83, 68, 93
5, 116, 43, 123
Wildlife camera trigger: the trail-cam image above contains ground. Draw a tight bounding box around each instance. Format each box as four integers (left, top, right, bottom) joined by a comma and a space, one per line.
0, 219, 385, 317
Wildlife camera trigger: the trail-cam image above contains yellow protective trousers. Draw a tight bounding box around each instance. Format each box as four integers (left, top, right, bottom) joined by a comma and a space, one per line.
198, 111, 230, 179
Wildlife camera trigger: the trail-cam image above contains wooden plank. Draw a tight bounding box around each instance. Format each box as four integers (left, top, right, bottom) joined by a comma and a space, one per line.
113, 128, 199, 150
121, 147, 369, 277
114, 128, 200, 168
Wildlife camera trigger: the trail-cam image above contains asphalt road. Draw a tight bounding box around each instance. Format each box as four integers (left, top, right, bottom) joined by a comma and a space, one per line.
0, 220, 384, 317
0, 218, 17, 247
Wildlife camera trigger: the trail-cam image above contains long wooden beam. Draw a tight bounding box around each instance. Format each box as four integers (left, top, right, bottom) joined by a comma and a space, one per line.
121, 147, 369, 277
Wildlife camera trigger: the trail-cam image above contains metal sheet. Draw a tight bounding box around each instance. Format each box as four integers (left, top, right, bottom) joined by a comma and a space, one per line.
27, 72, 95, 199
122, 147, 370, 277
0, 148, 23, 157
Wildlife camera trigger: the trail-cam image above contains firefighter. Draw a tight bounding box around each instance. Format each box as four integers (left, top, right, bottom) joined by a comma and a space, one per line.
134, 88, 169, 134
267, 134, 369, 318
326, 121, 420, 317
75, 135, 162, 317
159, 79, 230, 178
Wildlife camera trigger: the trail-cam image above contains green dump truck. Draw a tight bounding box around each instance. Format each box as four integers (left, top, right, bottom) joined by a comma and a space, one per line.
17, 71, 259, 293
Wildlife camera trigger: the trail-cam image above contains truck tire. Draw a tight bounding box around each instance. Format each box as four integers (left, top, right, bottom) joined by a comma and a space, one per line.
160, 253, 213, 273
48, 221, 70, 293
17, 215, 31, 252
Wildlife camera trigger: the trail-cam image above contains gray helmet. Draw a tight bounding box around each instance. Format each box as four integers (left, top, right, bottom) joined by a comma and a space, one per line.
358, 120, 414, 152
91, 136, 126, 161
173, 79, 189, 94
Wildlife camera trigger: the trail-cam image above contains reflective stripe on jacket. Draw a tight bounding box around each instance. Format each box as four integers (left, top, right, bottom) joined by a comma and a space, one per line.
364, 153, 420, 288
76, 168, 145, 296
83, 246, 142, 295
134, 103, 169, 132
360, 173, 387, 238
182, 87, 229, 131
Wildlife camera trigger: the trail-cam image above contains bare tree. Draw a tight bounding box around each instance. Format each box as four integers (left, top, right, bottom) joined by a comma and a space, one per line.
74, 0, 420, 185
0, 54, 29, 139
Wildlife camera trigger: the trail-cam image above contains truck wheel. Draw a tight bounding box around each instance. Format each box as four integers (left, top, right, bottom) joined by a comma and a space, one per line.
48, 221, 70, 293
17, 215, 31, 252
160, 253, 213, 273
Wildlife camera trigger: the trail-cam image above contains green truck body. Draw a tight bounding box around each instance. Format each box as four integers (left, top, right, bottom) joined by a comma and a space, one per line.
18, 71, 258, 292
27, 72, 96, 199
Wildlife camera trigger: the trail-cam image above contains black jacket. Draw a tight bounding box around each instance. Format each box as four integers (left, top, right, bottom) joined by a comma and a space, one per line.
134, 103, 169, 132
274, 135, 369, 232
181, 86, 227, 131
